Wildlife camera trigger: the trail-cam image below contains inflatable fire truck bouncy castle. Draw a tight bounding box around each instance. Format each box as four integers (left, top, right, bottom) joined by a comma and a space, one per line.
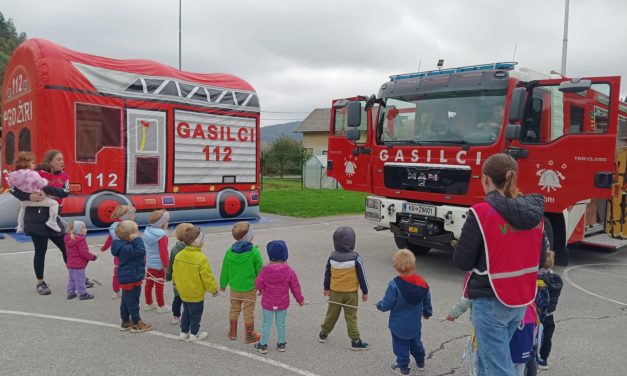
1, 39, 260, 229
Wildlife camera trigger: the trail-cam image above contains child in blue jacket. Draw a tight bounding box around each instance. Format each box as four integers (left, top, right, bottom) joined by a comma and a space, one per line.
377, 249, 432, 375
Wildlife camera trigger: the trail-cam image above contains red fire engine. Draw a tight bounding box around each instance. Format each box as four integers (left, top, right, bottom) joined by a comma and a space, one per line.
1, 39, 260, 229
327, 62, 627, 264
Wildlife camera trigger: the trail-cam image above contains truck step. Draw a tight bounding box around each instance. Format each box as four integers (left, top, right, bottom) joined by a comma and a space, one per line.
580, 233, 627, 252
374, 225, 390, 231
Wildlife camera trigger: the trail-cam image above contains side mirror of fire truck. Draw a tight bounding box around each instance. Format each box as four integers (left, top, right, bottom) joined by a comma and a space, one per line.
508, 87, 526, 123
558, 78, 592, 93
346, 128, 361, 141
346, 101, 362, 127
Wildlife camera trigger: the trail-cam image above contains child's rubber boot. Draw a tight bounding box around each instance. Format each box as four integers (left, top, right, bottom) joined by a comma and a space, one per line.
228, 320, 238, 340
244, 323, 261, 344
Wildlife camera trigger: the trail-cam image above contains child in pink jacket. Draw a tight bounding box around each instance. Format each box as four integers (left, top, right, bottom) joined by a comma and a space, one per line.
253, 240, 304, 354
7, 152, 61, 233
65, 220, 97, 300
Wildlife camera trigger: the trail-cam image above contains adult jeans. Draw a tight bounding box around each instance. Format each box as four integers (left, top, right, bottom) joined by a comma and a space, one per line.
472, 297, 525, 376
391, 332, 425, 369
181, 301, 204, 335
121, 285, 142, 324
67, 268, 86, 295
260, 309, 287, 345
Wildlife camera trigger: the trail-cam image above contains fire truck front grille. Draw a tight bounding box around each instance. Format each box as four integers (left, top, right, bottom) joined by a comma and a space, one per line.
384, 163, 471, 195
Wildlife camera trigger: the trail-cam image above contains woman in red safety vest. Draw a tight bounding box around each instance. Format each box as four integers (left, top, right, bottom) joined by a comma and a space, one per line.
454, 153, 547, 376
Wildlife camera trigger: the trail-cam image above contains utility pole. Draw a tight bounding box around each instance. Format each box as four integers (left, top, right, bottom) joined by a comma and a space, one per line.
561, 0, 570, 75
179, 0, 182, 70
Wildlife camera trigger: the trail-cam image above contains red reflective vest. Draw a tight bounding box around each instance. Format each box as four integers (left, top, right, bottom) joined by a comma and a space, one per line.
465, 201, 543, 307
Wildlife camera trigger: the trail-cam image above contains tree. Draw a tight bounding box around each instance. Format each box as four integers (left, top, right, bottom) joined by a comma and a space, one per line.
264, 134, 311, 178
0, 12, 27, 115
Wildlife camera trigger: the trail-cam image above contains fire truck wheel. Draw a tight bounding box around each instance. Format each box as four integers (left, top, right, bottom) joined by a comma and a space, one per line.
218, 190, 246, 218
394, 235, 432, 256
89, 194, 127, 228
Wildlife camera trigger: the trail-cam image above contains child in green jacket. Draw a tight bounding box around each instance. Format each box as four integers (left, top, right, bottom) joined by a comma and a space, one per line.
166, 223, 194, 325
220, 222, 263, 343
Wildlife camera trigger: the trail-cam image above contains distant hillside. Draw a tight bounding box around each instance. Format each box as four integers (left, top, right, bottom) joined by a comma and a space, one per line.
260, 121, 302, 145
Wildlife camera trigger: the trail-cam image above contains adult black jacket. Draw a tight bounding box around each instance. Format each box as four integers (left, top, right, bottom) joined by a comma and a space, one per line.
10, 185, 68, 237
453, 191, 548, 299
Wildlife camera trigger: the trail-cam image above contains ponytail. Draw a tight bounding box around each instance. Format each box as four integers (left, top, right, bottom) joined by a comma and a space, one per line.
503, 169, 519, 198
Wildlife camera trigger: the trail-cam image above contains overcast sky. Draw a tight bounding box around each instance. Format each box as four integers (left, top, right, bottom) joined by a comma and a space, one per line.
3, 0, 627, 126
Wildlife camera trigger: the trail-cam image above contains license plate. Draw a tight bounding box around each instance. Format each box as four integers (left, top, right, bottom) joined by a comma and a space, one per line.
403, 203, 437, 217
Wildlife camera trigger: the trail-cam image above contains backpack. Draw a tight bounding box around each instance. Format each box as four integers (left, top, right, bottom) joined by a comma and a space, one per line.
535, 279, 551, 323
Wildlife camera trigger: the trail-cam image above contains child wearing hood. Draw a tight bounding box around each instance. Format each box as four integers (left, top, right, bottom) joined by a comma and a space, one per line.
319, 226, 369, 350
220, 222, 263, 343
64, 220, 97, 300
253, 240, 304, 354
377, 249, 432, 375
143, 209, 171, 313
166, 223, 195, 325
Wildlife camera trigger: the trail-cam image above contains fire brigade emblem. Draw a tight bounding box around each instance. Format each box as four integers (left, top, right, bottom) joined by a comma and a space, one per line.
536, 162, 566, 192
344, 160, 357, 178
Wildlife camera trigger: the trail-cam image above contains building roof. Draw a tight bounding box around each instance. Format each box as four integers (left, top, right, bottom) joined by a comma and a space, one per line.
294, 108, 330, 133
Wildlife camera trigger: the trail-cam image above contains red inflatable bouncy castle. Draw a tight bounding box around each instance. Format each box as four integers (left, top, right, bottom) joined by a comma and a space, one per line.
1, 39, 260, 229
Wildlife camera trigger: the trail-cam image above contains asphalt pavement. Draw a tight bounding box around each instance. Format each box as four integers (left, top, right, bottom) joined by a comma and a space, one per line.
1, 214, 625, 376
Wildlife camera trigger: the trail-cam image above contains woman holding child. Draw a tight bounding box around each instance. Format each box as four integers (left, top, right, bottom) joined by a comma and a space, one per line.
9, 149, 91, 295
454, 153, 547, 376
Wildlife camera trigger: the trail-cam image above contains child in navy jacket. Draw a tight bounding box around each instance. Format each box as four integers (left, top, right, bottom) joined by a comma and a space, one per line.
377, 249, 432, 375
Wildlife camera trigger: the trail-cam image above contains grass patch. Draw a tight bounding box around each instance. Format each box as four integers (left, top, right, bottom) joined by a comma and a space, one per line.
260, 177, 368, 218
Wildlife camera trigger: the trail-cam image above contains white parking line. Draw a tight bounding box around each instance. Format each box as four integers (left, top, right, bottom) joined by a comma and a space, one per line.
563, 263, 627, 307
0, 309, 321, 376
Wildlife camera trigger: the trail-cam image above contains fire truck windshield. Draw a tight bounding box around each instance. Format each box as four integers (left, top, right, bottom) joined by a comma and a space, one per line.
378, 89, 507, 146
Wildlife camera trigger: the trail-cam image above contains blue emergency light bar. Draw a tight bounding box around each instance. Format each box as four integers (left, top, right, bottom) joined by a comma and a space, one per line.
389, 62, 517, 82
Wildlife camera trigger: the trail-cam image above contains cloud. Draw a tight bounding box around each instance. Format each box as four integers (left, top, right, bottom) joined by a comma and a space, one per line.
3, 0, 626, 125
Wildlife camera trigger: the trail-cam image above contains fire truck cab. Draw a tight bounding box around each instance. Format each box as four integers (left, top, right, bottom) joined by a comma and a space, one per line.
327, 62, 626, 264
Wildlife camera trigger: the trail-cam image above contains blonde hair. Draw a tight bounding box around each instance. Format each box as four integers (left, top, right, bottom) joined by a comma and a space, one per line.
115, 220, 139, 240
544, 250, 555, 269
149, 209, 167, 224
393, 249, 416, 273
111, 205, 136, 220
482, 153, 519, 198
175, 223, 194, 242
232, 221, 250, 240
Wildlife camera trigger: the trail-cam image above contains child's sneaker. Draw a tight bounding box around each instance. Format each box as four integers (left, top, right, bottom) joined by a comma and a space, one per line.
537, 358, 548, 370
67, 293, 77, 300
171, 316, 180, 325
112, 291, 121, 299
45, 219, 62, 233
79, 292, 94, 300
188, 332, 208, 342
277, 342, 286, 352
130, 320, 152, 333
416, 359, 425, 370
120, 321, 132, 331
390, 365, 410, 375
144, 303, 158, 311
157, 305, 172, 314
351, 339, 370, 351
254, 343, 268, 354
318, 331, 328, 343
178, 332, 189, 341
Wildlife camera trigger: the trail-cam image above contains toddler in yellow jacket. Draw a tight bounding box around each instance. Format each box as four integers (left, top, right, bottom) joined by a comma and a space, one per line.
172, 226, 218, 342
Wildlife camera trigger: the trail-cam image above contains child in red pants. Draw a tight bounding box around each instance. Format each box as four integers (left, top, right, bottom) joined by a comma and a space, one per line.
143, 209, 170, 313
